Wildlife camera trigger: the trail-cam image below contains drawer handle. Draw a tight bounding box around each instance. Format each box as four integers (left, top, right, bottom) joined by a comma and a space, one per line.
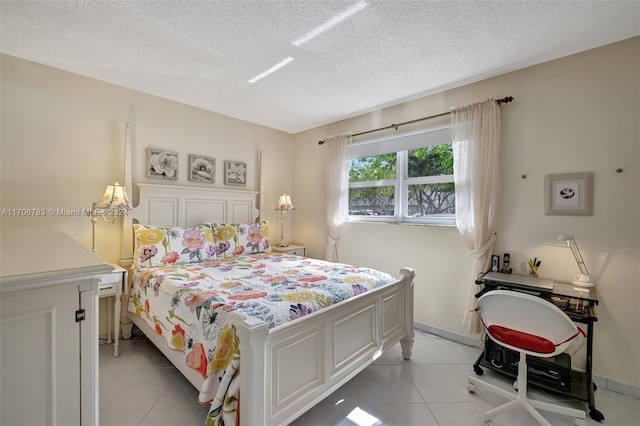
100, 286, 114, 291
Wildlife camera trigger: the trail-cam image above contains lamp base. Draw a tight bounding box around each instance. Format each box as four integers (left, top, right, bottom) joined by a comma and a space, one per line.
572, 274, 594, 287
276, 240, 289, 248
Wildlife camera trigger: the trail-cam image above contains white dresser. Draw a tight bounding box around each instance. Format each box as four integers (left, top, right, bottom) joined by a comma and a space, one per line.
0, 231, 113, 426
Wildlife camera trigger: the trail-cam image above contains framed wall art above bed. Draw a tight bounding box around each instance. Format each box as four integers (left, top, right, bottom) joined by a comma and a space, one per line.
224, 160, 247, 186
189, 154, 215, 183
146, 148, 179, 180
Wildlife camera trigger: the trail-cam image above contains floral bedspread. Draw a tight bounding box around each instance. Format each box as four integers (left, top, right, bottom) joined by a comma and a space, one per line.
127, 252, 395, 425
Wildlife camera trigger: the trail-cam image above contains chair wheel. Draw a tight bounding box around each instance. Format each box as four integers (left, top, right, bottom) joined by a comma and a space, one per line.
589, 409, 605, 422
468, 382, 476, 393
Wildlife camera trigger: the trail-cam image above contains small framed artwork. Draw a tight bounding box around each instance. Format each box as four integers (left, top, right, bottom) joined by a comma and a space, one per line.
146, 148, 178, 180
189, 155, 215, 183
544, 172, 593, 216
224, 160, 247, 186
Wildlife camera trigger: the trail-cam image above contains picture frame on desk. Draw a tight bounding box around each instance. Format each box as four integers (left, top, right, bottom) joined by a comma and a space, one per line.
544, 172, 593, 216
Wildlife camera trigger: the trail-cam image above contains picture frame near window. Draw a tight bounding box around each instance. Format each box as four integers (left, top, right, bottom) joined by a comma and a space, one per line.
544, 172, 593, 216
188, 154, 215, 183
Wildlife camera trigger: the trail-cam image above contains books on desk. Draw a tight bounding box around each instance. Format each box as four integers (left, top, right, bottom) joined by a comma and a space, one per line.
483, 272, 555, 291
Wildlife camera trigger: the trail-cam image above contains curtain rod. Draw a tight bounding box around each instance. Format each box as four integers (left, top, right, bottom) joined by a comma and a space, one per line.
318, 96, 514, 145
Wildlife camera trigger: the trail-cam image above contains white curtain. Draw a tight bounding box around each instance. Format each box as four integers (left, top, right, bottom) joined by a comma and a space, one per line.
452, 98, 502, 333
323, 133, 352, 262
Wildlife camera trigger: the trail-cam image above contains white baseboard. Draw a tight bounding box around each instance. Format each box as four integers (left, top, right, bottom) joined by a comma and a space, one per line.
413, 321, 640, 399
595, 376, 640, 399
414, 321, 482, 348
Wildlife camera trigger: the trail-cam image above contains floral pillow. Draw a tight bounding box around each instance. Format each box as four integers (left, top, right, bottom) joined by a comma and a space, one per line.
133, 224, 217, 267
199, 221, 271, 258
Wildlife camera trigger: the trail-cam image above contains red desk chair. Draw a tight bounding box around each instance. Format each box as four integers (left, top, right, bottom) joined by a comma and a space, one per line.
468, 290, 587, 426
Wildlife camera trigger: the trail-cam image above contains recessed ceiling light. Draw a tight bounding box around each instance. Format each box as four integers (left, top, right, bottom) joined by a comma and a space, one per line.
248, 57, 295, 83
292, 0, 368, 47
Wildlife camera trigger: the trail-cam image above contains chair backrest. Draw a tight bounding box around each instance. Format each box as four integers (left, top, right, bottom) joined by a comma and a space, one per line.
476, 290, 584, 357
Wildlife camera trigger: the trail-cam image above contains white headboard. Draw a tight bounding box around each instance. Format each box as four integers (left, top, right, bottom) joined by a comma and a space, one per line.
134, 183, 259, 227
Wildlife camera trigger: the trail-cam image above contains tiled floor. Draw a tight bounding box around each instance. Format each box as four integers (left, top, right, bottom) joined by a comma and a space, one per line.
99, 329, 640, 425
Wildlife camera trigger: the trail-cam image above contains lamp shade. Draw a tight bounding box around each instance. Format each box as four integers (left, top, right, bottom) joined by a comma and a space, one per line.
91, 182, 132, 253
276, 193, 295, 211
95, 182, 132, 210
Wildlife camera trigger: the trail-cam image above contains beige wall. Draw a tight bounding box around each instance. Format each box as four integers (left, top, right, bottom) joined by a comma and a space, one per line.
1, 54, 295, 334
293, 37, 640, 390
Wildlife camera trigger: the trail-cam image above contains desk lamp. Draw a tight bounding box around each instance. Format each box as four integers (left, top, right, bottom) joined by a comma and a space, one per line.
558, 234, 594, 287
275, 193, 295, 247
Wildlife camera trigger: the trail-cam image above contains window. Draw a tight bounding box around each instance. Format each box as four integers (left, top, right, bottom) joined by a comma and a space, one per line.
347, 126, 455, 225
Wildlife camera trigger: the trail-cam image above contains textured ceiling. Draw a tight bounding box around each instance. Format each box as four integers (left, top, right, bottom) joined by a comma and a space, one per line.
1, 1, 639, 133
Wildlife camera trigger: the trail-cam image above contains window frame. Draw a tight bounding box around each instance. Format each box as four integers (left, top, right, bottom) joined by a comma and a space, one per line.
347, 126, 456, 226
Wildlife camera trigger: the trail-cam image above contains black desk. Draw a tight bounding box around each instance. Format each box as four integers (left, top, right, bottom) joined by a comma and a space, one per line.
473, 275, 603, 422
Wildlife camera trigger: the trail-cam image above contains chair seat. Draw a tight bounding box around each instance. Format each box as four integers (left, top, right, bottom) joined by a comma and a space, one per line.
488, 324, 556, 354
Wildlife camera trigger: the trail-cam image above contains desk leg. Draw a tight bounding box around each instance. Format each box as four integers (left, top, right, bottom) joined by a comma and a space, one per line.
472, 342, 485, 375
106, 297, 113, 344
586, 319, 604, 422
114, 294, 121, 357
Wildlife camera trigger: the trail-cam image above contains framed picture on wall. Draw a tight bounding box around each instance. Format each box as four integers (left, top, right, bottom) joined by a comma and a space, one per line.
188, 155, 215, 183
146, 148, 178, 180
224, 160, 247, 186
544, 172, 593, 216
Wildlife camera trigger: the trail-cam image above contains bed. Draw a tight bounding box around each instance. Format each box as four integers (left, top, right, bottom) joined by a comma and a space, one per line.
119, 182, 415, 426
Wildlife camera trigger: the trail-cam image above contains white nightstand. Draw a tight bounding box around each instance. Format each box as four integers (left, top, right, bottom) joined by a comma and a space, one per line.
272, 244, 306, 256
98, 263, 127, 357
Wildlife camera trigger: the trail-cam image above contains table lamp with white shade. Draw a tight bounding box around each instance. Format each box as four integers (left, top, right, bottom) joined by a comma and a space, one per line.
91, 182, 132, 253
274, 193, 295, 247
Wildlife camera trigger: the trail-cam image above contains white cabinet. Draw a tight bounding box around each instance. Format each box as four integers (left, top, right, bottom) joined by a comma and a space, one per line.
0, 232, 113, 426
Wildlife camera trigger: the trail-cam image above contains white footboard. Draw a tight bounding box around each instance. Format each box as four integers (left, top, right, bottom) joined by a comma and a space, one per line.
235, 267, 415, 426
125, 267, 415, 425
